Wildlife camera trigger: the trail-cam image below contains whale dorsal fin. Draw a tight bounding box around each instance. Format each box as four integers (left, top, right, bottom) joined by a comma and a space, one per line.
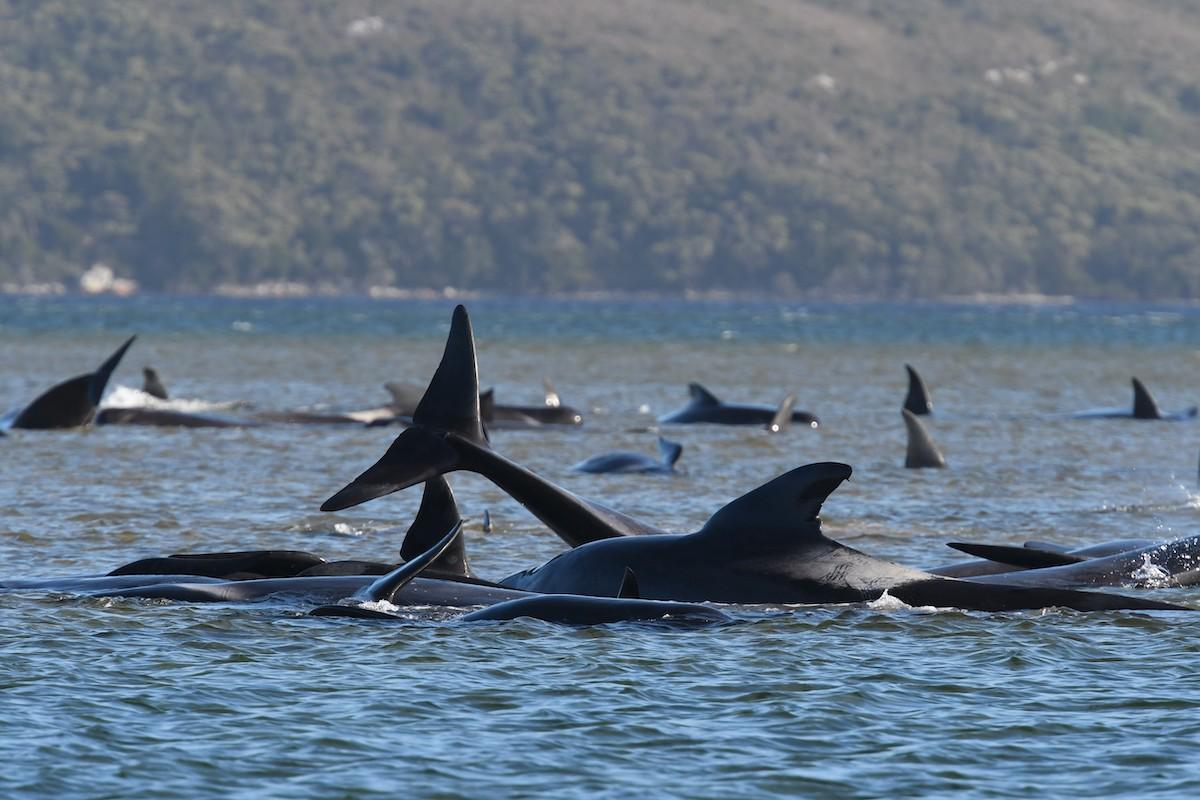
142, 367, 168, 400
947, 542, 1086, 569
412, 305, 487, 444
13, 335, 135, 429
618, 567, 640, 599
903, 364, 932, 415
657, 436, 683, 468
543, 377, 561, 408
398, 476, 473, 578
902, 409, 947, 468
383, 381, 423, 413
696, 462, 852, 547
355, 520, 464, 603
688, 383, 721, 406
1131, 378, 1161, 419
767, 393, 796, 433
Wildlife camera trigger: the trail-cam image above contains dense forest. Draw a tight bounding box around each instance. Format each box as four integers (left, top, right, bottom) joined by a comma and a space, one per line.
3, 0, 1200, 298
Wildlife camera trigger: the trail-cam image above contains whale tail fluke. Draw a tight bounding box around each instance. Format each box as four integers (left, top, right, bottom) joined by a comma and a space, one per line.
398, 477, 473, 578
412, 305, 487, 445
766, 394, 796, 433
903, 364, 932, 416
13, 335, 135, 429
1131, 378, 1162, 419
657, 436, 683, 469
321, 426, 461, 511
902, 409, 947, 469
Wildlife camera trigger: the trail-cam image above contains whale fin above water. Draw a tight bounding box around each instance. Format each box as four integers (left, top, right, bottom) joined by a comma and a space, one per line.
946, 542, 1086, 569
618, 568, 640, 599
767, 394, 796, 433
902, 409, 947, 468
412, 305, 487, 446
13, 335, 135, 429
1131, 377, 1162, 419
656, 436, 683, 469
903, 364, 932, 415
353, 521, 464, 604
398, 477, 473, 578
688, 383, 721, 407
142, 366, 169, 400
695, 461, 852, 548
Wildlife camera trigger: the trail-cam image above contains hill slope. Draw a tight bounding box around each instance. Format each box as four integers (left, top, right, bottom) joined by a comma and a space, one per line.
3, 0, 1200, 297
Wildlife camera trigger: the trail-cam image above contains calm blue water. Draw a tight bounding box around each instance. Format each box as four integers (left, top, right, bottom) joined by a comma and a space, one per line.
3, 296, 1200, 799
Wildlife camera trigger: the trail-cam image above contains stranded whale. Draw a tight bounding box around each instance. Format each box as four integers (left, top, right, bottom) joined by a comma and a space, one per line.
658, 383, 818, 428
573, 437, 683, 475
1074, 378, 1197, 421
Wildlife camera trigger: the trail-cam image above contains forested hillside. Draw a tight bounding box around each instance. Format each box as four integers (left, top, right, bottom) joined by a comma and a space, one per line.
3, 0, 1200, 298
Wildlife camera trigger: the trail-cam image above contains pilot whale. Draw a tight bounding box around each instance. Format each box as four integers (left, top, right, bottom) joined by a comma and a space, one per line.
1074, 378, 1197, 420
573, 437, 683, 475
902, 409, 946, 468
658, 383, 818, 428
903, 364, 933, 415
142, 367, 169, 400
8, 336, 134, 429
386, 379, 584, 428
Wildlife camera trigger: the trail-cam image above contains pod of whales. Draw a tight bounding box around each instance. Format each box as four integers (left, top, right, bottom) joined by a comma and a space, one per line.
572, 436, 683, 474
322, 305, 1186, 613
9, 336, 134, 429
658, 383, 818, 428
1074, 377, 1197, 420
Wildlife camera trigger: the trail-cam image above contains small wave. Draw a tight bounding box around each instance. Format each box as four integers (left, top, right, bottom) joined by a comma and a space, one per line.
102, 384, 247, 413
866, 590, 940, 613
1131, 554, 1172, 588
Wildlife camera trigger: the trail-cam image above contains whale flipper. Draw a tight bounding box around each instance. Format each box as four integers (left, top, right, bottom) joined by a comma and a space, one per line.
413, 306, 487, 445
903, 364, 932, 415
618, 568, 640, 599
13, 335, 135, 429
946, 542, 1086, 569
767, 394, 796, 433
902, 409, 947, 468
398, 477, 473, 578
142, 367, 169, 400
1131, 378, 1162, 419
656, 436, 683, 469
354, 521, 464, 604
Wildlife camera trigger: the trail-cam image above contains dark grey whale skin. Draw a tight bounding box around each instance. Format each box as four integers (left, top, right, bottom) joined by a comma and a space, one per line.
657, 383, 818, 427
498, 462, 1188, 613
10, 336, 135, 429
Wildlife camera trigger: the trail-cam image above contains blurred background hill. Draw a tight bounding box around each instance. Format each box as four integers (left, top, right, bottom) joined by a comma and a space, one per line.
3, 0, 1200, 298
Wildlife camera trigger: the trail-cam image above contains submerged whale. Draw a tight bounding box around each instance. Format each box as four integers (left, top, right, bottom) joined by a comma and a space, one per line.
323, 306, 1187, 613
658, 383, 818, 428
1074, 378, 1197, 421
573, 437, 683, 475
931, 536, 1200, 589
8, 336, 135, 429
902, 409, 946, 468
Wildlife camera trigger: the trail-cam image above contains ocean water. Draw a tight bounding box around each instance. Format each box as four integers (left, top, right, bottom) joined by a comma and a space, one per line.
2, 295, 1200, 799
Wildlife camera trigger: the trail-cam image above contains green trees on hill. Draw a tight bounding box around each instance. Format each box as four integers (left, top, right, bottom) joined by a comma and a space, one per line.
2, 0, 1200, 298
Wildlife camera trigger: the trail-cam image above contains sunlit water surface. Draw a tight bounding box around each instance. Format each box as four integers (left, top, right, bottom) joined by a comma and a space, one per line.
3, 296, 1200, 798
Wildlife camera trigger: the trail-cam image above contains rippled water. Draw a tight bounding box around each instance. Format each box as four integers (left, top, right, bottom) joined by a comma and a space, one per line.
3, 296, 1200, 798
